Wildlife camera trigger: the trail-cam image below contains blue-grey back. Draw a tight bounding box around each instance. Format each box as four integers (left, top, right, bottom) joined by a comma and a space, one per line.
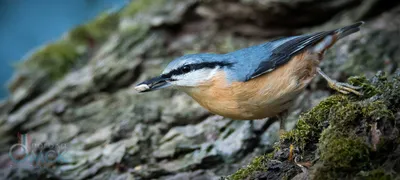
223, 36, 299, 82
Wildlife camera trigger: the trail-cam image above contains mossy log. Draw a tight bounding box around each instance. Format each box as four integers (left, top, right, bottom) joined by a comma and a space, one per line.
228, 70, 400, 179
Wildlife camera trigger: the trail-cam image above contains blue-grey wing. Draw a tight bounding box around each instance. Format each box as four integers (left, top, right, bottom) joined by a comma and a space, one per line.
248, 31, 331, 80
248, 21, 364, 80
224, 22, 363, 82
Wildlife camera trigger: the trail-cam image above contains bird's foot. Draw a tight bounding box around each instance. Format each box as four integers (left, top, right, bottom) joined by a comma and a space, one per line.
327, 80, 363, 96
317, 68, 362, 96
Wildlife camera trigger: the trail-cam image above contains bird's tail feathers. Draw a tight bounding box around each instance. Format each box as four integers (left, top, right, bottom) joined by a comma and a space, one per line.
312, 21, 364, 53
334, 21, 364, 40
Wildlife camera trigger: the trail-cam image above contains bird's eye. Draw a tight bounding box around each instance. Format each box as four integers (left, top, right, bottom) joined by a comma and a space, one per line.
181, 65, 191, 73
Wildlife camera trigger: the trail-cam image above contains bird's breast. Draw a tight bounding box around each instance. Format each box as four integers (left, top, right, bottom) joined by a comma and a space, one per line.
183, 52, 320, 120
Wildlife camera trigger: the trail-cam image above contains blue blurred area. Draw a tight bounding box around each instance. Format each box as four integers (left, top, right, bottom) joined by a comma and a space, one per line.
0, 0, 128, 99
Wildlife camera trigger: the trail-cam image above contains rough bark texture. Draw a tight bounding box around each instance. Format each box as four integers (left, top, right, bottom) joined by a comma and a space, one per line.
1, 0, 400, 179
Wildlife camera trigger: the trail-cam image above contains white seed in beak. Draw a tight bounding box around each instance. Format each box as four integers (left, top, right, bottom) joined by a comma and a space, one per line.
134, 84, 150, 92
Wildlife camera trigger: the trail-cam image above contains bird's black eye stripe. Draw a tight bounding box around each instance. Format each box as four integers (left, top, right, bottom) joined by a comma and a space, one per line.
162, 61, 233, 77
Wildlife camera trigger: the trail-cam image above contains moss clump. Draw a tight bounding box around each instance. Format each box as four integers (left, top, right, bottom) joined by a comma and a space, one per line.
348, 76, 381, 98
69, 12, 119, 44
280, 118, 312, 150
312, 74, 397, 178
121, 0, 164, 17
228, 154, 269, 180
361, 101, 394, 121
19, 41, 80, 80
327, 101, 360, 129
319, 130, 370, 169
282, 73, 395, 151
314, 95, 394, 177
259, 71, 399, 179
281, 95, 349, 149
16, 11, 120, 81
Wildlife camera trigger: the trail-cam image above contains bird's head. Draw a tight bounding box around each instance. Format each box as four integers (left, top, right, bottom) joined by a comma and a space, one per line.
134, 54, 233, 92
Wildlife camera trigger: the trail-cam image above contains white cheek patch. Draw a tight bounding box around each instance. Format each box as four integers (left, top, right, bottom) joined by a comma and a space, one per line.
206, 67, 219, 80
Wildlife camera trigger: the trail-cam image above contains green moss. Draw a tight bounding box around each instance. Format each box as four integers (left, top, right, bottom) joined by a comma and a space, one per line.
312, 78, 395, 177
281, 118, 312, 150
282, 75, 394, 174
327, 101, 360, 130
319, 129, 370, 169
16, 11, 120, 81
228, 154, 269, 180
316, 92, 393, 170
282, 74, 394, 149
265, 152, 274, 159
69, 12, 119, 44
19, 41, 80, 80
361, 101, 394, 120
282, 95, 349, 149
348, 76, 381, 98
121, 0, 164, 17
300, 95, 349, 127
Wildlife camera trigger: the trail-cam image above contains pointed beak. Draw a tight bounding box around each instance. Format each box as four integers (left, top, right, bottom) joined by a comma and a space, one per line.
134, 76, 172, 92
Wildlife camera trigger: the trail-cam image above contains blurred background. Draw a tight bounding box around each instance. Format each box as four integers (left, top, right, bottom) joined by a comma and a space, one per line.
0, 0, 127, 98
0, 0, 399, 180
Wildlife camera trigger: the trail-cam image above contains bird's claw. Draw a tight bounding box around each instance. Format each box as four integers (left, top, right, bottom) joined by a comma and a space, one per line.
328, 81, 363, 96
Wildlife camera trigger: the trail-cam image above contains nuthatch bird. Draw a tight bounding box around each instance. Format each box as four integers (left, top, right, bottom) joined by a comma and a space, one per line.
135, 22, 364, 133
